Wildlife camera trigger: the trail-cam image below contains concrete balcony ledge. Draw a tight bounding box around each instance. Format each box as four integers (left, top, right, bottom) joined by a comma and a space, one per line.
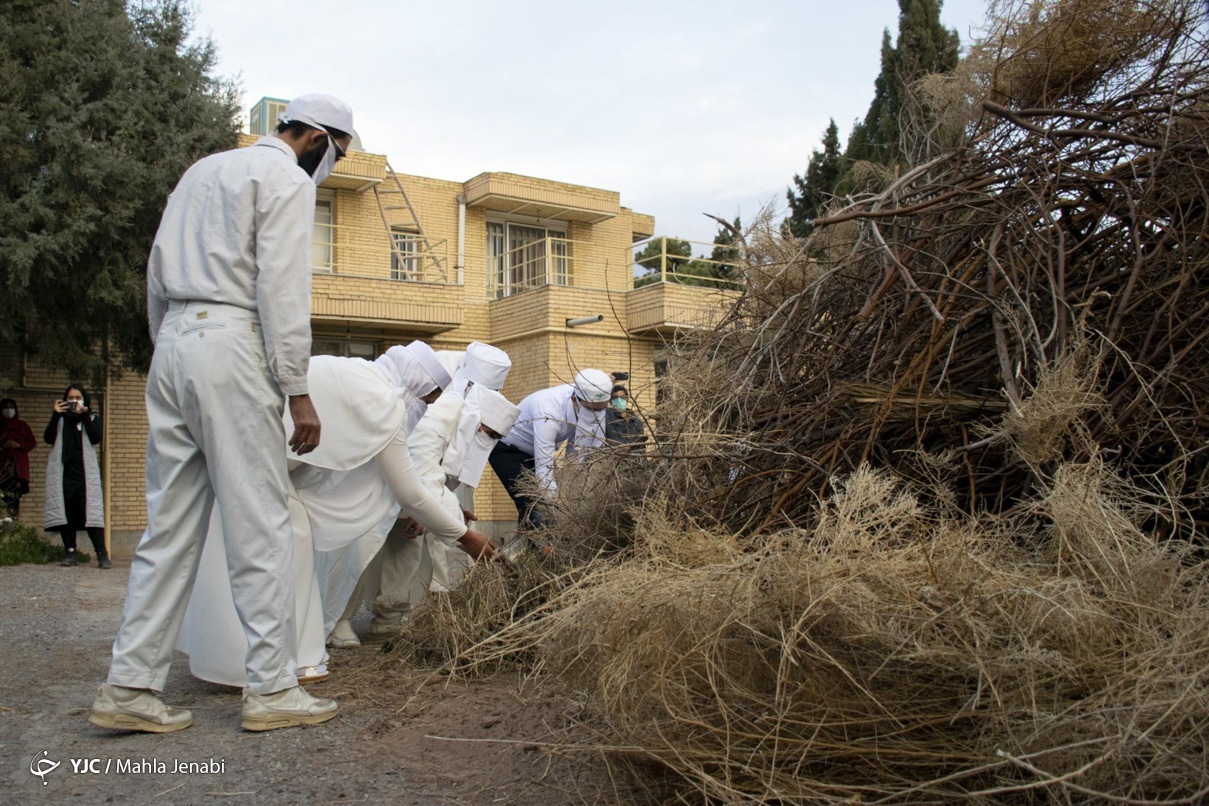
312, 273, 463, 333
465, 172, 619, 224
626, 281, 740, 336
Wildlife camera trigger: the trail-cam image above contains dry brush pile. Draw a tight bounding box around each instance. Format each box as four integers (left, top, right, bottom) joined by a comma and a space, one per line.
389, 1, 1209, 802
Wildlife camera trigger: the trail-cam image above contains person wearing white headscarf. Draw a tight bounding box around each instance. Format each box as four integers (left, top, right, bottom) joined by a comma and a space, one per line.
373, 341, 452, 433
329, 343, 514, 644
94, 94, 355, 734
175, 344, 495, 688
488, 369, 611, 533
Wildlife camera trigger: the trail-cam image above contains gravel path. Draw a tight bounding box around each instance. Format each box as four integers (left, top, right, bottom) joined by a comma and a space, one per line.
0, 560, 602, 804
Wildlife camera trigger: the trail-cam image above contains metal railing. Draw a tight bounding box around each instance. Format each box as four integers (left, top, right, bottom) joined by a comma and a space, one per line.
487, 235, 583, 299
484, 235, 745, 298
311, 221, 455, 284
630, 236, 744, 289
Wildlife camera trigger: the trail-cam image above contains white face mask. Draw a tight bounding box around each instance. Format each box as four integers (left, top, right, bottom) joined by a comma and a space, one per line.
455, 430, 499, 489
311, 136, 338, 186
1, 408, 14, 419
574, 400, 606, 450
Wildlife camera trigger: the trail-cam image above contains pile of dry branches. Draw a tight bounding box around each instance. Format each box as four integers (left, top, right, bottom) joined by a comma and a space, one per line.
381, 2, 1209, 801
645, 0, 1209, 535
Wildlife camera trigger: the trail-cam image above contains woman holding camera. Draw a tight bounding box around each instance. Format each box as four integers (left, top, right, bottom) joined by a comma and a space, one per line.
43, 384, 108, 568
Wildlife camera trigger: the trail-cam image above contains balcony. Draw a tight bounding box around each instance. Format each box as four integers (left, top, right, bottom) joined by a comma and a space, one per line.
626, 236, 742, 335
465, 172, 619, 224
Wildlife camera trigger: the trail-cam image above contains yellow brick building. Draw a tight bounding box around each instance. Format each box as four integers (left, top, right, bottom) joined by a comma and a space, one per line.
3, 113, 737, 553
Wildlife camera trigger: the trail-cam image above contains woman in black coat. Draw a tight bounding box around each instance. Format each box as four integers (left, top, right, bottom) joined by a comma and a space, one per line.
42, 384, 108, 568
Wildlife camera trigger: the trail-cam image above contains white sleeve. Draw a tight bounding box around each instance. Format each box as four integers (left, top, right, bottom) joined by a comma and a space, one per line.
146, 238, 168, 344
532, 413, 563, 493
409, 391, 463, 492
254, 175, 315, 396
376, 434, 467, 544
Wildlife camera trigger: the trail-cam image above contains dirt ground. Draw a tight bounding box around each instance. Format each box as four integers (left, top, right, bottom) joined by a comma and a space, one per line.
0, 560, 629, 804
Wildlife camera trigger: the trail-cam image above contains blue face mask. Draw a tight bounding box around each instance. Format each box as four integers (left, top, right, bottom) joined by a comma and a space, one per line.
611, 397, 627, 411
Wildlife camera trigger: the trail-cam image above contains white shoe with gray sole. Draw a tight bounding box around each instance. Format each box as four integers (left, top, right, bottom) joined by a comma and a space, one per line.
241, 686, 338, 732
89, 684, 193, 733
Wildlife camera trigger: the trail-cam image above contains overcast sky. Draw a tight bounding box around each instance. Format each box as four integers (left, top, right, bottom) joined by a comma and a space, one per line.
190, 0, 991, 252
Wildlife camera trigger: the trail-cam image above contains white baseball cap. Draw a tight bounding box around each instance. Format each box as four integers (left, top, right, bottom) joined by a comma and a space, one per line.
573, 369, 612, 404
279, 93, 355, 136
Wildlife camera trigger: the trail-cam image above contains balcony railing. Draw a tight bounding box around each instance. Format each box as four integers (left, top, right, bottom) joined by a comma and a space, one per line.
487, 235, 583, 299
630, 236, 744, 290
312, 221, 456, 284
485, 235, 745, 298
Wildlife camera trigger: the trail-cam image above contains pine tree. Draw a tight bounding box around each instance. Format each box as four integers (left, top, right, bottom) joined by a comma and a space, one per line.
0, 0, 240, 380
786, 120, 842, 238
844, 0, 959, 170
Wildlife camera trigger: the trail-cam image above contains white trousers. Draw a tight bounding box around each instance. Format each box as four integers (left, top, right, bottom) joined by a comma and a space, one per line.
108, 301, 297, 695
360, 522, 434, 625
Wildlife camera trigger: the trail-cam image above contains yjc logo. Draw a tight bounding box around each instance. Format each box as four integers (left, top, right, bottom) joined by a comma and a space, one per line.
29, 750, 60, 785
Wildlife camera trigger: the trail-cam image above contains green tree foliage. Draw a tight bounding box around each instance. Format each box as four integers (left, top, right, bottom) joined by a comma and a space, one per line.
784, 0, 960, 234
845, 0, 959, 171
786, 120, 842, 238
0, 0, 240, 381
633, 237, 704, 288
635, 236, 689, 287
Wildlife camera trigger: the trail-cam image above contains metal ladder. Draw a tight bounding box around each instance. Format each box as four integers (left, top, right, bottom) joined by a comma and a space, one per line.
372, 162, 447, 280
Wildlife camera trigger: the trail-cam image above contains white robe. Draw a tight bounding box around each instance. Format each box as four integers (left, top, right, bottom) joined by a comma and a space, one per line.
178, 355, 463, 687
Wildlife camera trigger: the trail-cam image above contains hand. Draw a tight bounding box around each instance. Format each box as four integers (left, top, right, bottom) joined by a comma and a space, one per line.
53, 400, 71, 414
401, 517, 423, 539
3, 440, 18, 450
461, 508, 478, 524
456, 528, 497, 562
288, 394, 321, 455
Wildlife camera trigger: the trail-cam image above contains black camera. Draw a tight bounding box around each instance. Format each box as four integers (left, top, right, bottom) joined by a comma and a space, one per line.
63, 401, 79, 412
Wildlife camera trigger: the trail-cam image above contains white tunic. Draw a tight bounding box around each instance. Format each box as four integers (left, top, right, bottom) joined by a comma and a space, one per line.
146, 137, 315, 396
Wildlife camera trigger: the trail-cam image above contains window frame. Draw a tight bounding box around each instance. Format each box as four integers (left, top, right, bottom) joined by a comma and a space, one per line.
486, 219, 569, 298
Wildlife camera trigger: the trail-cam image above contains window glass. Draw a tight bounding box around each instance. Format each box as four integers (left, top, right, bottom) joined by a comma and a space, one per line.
313, 198, 334, 271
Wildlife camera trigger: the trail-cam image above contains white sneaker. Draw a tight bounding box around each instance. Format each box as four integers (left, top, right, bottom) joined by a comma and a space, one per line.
241, 686, 338, 732
326, 620, 360, 648
89, 684, 192, 733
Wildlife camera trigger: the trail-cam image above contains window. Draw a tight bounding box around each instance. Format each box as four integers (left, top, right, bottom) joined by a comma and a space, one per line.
391, 228, 418, 281
312, 196, 334, 272
312, 339, 377, 358
487, 221, 568, 298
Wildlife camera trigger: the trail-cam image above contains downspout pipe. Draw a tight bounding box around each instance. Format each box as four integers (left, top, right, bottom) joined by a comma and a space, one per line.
456, 195, 466, 286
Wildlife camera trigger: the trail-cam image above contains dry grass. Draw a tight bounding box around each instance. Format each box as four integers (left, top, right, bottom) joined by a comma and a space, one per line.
474, 463, 1209, 803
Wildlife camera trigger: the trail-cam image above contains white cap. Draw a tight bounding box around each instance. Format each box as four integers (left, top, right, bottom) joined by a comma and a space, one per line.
477, 388, 520, 436
279, 93, 355, 136
573, 369, 612, 404
403, 341, 451, 392
461, 343, 511, 391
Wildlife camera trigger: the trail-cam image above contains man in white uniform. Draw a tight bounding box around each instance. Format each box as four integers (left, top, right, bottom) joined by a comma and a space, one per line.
352, 343, 513, 642
90, 94, 354, 733
488, 369, 612, 535
318, 340, 453, 646
328, 343, 512, 645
